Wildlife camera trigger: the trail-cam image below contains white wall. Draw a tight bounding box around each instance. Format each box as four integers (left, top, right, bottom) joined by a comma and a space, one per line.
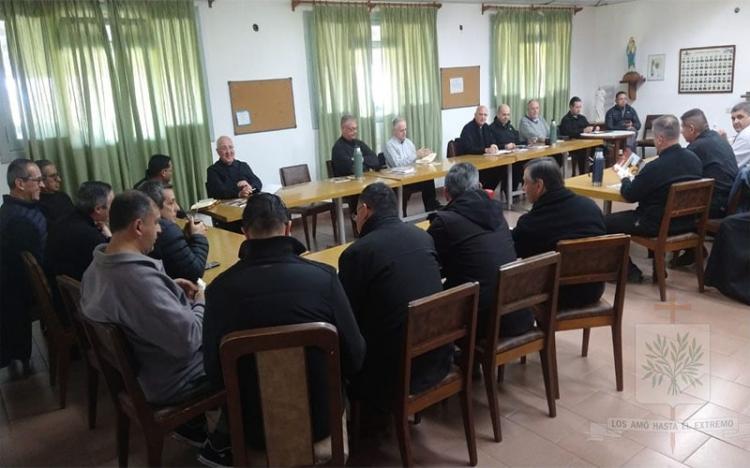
575, 0, 750, 139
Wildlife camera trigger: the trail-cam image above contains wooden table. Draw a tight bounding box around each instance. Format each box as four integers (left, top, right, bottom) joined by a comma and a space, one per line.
564, 166, 626, 214
579, 130, 635, 166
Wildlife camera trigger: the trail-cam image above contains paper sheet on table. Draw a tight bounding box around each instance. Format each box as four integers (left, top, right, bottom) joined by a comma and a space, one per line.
608, 183, 622, 190
263, 183, 282, 194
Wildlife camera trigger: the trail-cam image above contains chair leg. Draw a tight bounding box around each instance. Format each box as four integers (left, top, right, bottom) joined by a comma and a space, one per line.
695, 244, 706, 293
654, 250, 667, 301
87, 365, 99, 429
519, 356, 527, 364
481, 361, 502, 442
496, 364, 504, 383
581, 328, 591, 357
393, 410, 413, 467
329, 208, 339, 243
459, 388, 478, 466
116, 411, 130, 468
57, 343, 72, 409
538, 348, 557, 418
611, 324, 624, 392
145, 436, 164, 468
300, 216, 311, 251
312, 213, 318, 239
551, 337, 560, 400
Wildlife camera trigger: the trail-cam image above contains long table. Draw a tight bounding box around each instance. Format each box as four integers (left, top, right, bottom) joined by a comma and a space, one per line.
564, 166, 626, 214
202, 139, 604, 242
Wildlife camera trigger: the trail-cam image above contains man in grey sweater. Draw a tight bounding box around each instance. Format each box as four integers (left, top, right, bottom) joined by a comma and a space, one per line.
81, 190, 206, 405
518, 99, 550, 144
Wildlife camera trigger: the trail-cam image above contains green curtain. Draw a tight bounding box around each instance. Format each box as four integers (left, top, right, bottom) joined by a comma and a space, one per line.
0, 0, 211, 205
311, 4, 374, 177
490, 9, 571, 127
380, 6, 442, 158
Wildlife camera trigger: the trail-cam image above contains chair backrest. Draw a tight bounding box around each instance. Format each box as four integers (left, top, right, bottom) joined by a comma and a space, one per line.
81, 317, 151, 419
55, 275, 92, 357
325, 160, 334, 179
657, 178, 714, 240
486, 252, 560, 346
20, 251, 66, 333
219, 322, 345, 467
447, 139, 459, 158
398, 282, 480, 399
279, 164, 311, 187
556, 234, 630, 320
642, 114, 663, 139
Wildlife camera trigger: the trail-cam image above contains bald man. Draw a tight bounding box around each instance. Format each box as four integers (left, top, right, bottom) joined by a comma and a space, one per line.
460, 105, 502, 190
489, 104, 523, 197
206, 136, 262, 199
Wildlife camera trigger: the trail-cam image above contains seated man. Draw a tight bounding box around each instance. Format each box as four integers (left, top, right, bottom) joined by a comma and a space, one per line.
512, 158, 607, 308
46, 181, 113, 282
206, 136, 262, 199
0, 159, 45, 373
36, 160, 74, 224
201, 193, 366, 466
138, 181, 209, 282
722, 101, 750, 168
331, 114, 380, 177
705, 211, 750, 305
559, 97, 598, 175
383, 117, 441, 212
460, 105, 502, 190
427, 162, 533, 335
518, 99, 549, 145
339, 182, 450, 410
81, 190, 207, 406
605, 115, 702, 282
489, 104, 524, 198
134, 153, 173, 189
605, 91, 641, 152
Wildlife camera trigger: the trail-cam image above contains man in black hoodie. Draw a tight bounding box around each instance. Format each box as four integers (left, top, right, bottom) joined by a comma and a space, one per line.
428, 162, 533, 335
339, 182, 449, 410
513, 158, 607, 308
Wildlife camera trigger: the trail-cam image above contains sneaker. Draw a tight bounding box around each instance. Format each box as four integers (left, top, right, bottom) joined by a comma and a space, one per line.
627, 264, 644, 284
197, 432, 233, 468
172, 418, 207, 448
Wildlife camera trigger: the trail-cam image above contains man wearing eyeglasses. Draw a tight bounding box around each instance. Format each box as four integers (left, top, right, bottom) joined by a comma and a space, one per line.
0, 159, 47, 375
37, 160, 74, 224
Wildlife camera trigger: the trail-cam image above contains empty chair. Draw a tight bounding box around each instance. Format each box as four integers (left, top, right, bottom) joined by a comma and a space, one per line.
219, 322, 346, 466
280, 164, 337, 249
636, 114, 664, 157
555, 234, 630, 394
476, 251, 560, 442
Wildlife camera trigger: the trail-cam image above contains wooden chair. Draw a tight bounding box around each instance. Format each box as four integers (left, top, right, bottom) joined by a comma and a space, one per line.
555, 234, 630, 395
636, 114, 663, 157
392, 282, 480, 466
56, 275, 100, 429
81, 318, 225, 467
219, 322, 345, 467
447, 139, 459, 158
631, 178, 714, 301
706, 172, 749, 235
20, 252, 76, 409
477, 251, 560, 443
280, 164, 338, 249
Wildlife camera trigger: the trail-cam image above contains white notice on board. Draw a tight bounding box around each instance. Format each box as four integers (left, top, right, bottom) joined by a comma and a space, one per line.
449, 77, 464, 94
236, 110, 251, 126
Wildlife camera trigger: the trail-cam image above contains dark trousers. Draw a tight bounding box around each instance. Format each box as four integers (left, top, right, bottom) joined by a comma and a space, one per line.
478, 167, 504, 193
498, 163, 525, 197
605, 210, 657, 237
405, 180, 441, 212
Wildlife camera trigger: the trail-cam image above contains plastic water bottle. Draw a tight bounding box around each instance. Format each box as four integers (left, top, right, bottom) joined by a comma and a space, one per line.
353, 146, 363, 178
549, 119, 558, 144
592, 148, 605, 187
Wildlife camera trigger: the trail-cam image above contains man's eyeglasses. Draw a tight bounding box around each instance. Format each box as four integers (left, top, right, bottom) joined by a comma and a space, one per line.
44, 173, 61, 179
21, 176, 44, 183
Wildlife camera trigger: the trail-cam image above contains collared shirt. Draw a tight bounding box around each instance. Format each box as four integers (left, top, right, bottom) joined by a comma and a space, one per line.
383, 136, 417, 168
732, 125, 750, 168
518, 115, 549, 143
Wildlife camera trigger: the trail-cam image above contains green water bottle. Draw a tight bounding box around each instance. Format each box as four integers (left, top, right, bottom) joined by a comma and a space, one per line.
353, 146, 363, 178
549, 119, 558, 145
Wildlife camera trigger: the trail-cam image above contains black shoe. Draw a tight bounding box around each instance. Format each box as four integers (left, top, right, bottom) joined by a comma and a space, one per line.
172, 417, 207, 448
627, 264, 644, 284
197, 432, 232, 468
670, 249, 695, 268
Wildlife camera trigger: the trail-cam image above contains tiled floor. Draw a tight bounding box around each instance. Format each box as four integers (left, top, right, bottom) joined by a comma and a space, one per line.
2, 194, 749, 467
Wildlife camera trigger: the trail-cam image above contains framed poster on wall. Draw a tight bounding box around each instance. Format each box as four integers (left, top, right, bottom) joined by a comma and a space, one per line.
678, 45, 735, 94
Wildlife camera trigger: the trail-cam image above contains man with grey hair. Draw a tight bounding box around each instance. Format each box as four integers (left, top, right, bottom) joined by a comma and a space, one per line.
383, 117, 441, 212
720, 101, 750, 168
0, 159, 46, 373
427, 163, 533, 336
206, 135, 262, 199
331, 114, 380, 177
605, 115, 702, 282
518, 99, 549, 144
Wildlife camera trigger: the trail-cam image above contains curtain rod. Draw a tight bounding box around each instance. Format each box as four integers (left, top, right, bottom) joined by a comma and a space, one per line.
291, 0, 442, 12
481, 3, 582, 15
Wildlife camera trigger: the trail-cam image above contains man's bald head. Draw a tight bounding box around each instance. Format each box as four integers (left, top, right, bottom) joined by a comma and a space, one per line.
496, 104, 511, 125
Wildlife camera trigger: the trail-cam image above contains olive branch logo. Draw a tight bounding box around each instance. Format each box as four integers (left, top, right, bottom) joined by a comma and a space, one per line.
641, 333, 704, 396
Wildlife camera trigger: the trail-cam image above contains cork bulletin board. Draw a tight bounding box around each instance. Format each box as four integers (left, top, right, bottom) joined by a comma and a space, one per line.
440, 66, 480, 109
228, 78, 297, 135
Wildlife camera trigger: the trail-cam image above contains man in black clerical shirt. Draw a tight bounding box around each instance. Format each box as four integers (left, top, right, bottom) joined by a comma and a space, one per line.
559, 97, 598, 175
134, 154, 173, 189
460, 105, 502, 192
37, 160, 74, 224
331, 114, 380, 177
206, 135, 262, 199
489, 104, 523, 198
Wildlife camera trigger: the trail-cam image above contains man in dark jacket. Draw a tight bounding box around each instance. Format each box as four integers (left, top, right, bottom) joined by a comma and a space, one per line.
605, 92, 641, 151
489, 104, 523, 198
0, 159, 46, 373
134, 153, 173, 189
331, 114, 380, 177
206, 136, 262, 199
559, 97, 598, 175
605, 115, 703, 280
36, 160, 74, 225
461, 105, 502, 191
138, 181, 209, 282
513, 158, 608, 308
428, 162, 533, 335
705, 211, 750, 305
202, 193, 365, 464
339, 182, 449, 409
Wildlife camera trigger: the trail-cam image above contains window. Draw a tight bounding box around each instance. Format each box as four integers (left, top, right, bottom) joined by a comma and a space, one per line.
0, 21, 25, 141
